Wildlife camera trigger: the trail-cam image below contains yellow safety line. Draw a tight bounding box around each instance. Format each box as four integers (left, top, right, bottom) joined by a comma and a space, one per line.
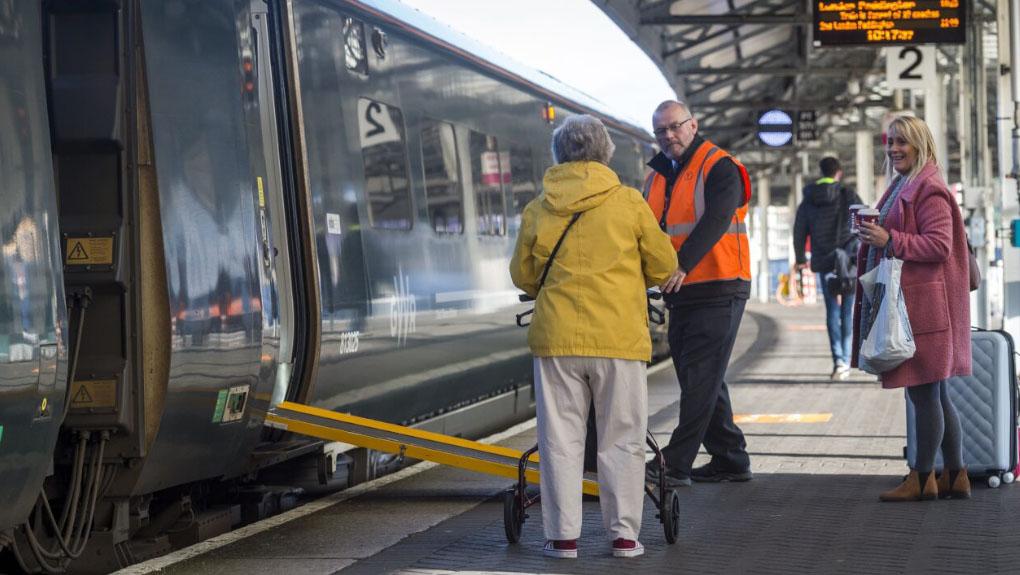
267, 406, 600, 496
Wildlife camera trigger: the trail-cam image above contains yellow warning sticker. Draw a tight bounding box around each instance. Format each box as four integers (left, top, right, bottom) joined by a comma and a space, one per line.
65, 237, 114, 266
257, 176, 265, 208
733, 413, 832, 424
70, 379, 117, 410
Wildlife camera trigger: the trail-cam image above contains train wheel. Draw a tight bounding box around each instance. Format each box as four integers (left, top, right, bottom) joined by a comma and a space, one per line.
503, 487, 524, 543
662, 489, 680, 544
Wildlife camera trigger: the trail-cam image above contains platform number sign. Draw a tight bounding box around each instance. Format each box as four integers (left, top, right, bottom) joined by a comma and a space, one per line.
886, 46, 935, 90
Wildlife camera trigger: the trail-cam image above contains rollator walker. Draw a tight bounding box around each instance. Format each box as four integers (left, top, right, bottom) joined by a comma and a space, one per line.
509, 290, 680, 545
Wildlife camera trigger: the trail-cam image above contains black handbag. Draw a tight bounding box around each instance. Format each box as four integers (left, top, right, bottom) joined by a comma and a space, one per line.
968, 242, 981, 291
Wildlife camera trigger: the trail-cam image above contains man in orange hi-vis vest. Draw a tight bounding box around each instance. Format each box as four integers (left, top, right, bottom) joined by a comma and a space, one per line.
643, 100, 754, 489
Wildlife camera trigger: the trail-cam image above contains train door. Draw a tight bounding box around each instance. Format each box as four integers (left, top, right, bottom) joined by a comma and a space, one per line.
0, 0, 69, 535
249, 0, 297, 405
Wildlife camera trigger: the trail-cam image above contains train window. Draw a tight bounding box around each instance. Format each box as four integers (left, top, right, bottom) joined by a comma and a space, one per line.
420, 121, 464, 234
608, 137, 643, 188
507, 143, 538, 233
468, 131, 506, 236
343, 17, 368, 75
357, 98, 412, 230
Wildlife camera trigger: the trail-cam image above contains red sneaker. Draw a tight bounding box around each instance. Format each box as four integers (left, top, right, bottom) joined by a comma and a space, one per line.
543, 539, 578, 559
612, 538, 645, 558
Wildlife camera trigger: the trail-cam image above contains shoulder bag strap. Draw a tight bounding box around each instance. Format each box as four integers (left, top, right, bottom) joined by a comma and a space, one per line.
538, 212, 582, 290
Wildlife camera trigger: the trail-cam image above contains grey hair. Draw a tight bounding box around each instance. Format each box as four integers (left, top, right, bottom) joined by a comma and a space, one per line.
551, 114, 616, 165
653, 100, 691, 117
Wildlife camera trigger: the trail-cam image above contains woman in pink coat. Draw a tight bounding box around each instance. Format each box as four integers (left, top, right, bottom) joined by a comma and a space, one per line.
852, 115, 972, 502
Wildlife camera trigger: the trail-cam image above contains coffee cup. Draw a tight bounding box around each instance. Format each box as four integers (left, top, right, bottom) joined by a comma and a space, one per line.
857, 208, 880, 230
848, 204, 868, 234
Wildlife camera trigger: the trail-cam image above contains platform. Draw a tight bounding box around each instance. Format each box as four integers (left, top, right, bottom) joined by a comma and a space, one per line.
116, 302, 1020, 575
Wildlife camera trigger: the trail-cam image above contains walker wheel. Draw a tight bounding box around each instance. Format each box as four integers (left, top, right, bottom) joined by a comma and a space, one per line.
988, 475, 1002, 489
661, 489, 680, 544
1003, 472, 1015, 484
503, 487, 525, 543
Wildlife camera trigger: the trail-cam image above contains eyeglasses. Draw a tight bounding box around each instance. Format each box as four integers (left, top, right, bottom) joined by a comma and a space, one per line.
652, 118, 693, 137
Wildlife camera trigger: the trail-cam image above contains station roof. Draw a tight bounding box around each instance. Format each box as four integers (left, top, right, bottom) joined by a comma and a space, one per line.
595, 0, 980, 180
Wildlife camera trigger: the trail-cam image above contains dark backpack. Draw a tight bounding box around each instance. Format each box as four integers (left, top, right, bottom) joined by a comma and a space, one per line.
826, 186, 859, 296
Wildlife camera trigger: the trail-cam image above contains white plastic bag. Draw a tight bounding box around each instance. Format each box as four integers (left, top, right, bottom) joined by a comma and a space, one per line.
858, 257, 915, 375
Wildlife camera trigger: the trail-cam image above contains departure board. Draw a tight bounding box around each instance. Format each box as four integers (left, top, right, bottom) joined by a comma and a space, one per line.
814, 1, 966, 46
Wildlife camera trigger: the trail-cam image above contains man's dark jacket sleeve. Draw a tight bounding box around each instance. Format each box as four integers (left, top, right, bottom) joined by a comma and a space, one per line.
676, 157, 746, 273
793, 200, 809, 265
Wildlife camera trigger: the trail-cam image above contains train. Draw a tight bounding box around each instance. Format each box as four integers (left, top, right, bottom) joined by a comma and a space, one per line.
0, 0, 661, 572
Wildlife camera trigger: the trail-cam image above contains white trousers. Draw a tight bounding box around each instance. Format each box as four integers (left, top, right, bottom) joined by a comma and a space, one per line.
534, 356, 648, 541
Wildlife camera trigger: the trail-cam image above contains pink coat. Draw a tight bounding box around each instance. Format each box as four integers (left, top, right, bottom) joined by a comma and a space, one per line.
851, 162, 971, 388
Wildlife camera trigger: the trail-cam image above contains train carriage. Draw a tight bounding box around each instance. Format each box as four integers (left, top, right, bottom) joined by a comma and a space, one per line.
0, 0, 660, 571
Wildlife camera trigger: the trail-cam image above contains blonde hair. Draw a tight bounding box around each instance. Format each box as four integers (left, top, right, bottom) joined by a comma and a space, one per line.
884, 115, 938, 182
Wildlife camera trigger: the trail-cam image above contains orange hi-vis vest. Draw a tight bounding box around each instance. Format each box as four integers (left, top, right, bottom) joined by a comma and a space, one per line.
643, 140, 752, 286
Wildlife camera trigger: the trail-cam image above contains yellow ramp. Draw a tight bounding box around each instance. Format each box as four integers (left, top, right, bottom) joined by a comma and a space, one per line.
265, 401, 600, 496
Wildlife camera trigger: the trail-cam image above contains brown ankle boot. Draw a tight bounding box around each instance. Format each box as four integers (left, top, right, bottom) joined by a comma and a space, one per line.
936, 469, 971, 499
879, 470, 938, 502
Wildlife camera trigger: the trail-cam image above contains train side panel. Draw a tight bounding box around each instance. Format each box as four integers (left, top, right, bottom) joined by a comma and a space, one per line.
0, 1, 69, 532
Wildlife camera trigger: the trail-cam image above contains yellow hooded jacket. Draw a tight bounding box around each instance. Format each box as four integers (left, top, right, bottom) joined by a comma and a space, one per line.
510, 161, 677, 361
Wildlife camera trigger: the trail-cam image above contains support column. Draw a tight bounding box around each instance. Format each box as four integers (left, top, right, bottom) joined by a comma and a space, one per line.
757, 174, 771, 303
1001, 0, 1020, 336
925, 73, 948, 171
855, 130, 875, 204
791, 171, 803, 268
961, 18, 993, 327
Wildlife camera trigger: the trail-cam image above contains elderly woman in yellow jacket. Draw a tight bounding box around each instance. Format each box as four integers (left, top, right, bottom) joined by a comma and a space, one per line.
510, 115, 676, 559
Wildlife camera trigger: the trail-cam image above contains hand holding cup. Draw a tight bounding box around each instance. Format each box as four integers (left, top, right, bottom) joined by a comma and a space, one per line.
859, 220, 890, 248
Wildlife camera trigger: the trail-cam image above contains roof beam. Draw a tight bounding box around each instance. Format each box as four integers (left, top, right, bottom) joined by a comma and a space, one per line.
685, 75, 769, 101
680, 66, 873, 77
664, 23, 771, 59
635, 0, 674, 20
641, 13, 810, 25
680, 43, 793, 90
682, 41, 792, 73
656, 0, 775, 47
698, 125, 769, 134
694, 99, 892, 111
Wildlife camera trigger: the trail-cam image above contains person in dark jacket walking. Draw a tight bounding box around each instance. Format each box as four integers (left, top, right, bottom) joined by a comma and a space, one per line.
793, 157, 863, 380
642, 100, 754, 488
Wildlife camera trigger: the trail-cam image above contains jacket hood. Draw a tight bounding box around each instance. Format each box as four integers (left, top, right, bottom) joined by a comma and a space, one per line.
807, 181, 840, 206
541, 161, 621, 215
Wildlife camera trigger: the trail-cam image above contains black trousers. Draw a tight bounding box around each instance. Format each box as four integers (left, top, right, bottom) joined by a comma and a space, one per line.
660, 297, 750, 475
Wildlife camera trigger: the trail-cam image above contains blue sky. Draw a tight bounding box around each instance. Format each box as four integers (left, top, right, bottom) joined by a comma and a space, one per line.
397, 0, 676, 130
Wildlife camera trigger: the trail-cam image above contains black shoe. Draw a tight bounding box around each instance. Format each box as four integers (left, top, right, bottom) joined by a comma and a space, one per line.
645, 461, 692, 487
691, 460, 753, 483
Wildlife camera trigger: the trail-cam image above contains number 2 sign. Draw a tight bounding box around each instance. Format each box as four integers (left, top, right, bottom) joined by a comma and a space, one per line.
886, 46, 936, 90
